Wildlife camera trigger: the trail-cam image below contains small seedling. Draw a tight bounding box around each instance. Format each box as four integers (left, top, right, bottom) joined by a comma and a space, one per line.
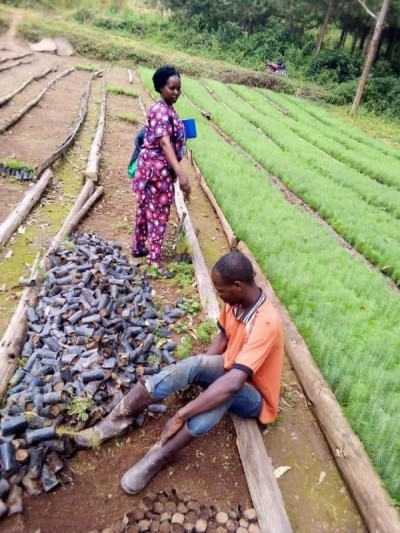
176, 335, 193, 360
67, 396, 95, 422
115, 112, 139, 125
106, 85, 138, 98
76, 64, 98, 72
177, 297, 201, 316
196, 319, 217, 344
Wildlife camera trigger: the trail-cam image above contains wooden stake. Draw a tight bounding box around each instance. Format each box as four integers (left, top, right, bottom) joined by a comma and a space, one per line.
84, 82, 106, 182
174, 185, 220, 321
0, 51, 32, 64
0, 66, 74, 134
0, 65, 56, 107
128, 69, 133, 84
233, 416, 292, 533
50, 179, 95, 251
0, 56, 36, 73
35, 75, 92, 176
237, 241, 400, 533
0, 169, 53, 247
66, 186, 104, 234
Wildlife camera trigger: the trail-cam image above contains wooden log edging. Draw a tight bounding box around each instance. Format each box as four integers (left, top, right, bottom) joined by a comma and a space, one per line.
188, 151, 237, 251
174, 186, 220, 321
0, 65, 56, 107
187, 153, 400, 532
0, 56, 36, 73
0, 169, 53, 247
0, 51, 32, 64
50, 179, 95, 251
84, 82, 106, 182
0, 66, 74, 134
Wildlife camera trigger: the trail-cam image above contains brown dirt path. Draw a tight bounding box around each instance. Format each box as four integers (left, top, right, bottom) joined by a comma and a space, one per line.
0, 67, 90, 167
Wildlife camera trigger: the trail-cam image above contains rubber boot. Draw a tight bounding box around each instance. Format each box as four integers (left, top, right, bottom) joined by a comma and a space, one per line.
74, 380, 154, 448
121, 425, 194, 495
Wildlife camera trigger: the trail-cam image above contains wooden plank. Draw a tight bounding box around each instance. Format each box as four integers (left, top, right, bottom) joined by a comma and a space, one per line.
84, 82, 106, 182
233, 416, 292, 533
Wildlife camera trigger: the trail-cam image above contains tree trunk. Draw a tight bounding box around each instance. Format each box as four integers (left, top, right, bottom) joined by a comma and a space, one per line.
362, 26, 374, 57
316, 0, 335, 54
359, 27, 369, 51
340, 30, 348, 48
351, 0, 391, 116
385, 28, 397, 60
351, 34, 358, 54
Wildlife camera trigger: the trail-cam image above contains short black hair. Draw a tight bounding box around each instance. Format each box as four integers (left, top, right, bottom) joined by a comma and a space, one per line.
213, 252, 255, 285
153, 65, 180, 93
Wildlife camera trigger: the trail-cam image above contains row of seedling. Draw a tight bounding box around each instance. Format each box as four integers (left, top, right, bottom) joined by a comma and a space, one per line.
0, 161, 37, 182
258, 88, 400, 189
182, 77, 400, 284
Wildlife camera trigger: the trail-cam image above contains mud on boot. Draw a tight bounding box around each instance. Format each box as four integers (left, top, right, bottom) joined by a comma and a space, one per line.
74, 380, 154, 448
121, 425, 194, 495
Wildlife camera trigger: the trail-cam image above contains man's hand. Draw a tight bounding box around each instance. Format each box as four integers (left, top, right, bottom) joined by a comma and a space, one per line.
160, 411, 186, 446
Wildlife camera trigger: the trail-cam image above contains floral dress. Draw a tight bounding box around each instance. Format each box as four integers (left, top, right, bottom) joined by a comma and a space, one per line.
131, 99, 185, 267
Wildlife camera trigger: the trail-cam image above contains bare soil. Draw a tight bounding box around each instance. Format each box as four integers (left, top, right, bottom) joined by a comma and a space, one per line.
0, 23, 365, 532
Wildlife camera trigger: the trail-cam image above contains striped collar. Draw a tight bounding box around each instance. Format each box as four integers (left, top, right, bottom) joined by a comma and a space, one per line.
233, 289, 266, 325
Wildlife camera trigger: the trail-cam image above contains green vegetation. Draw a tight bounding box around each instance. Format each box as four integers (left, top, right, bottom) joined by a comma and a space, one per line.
75, 63, 98, 72
175, 334, 193, 360
114, 112, 139, 124
169, 262, 195, 288
67, 395, 95, 422
182, 77, 400, 284
106, 84, 138, 97
196, 319, 217, 344
0, 11, 10, 33
140, 66, 400, 502
177, 298, 201, 316
1, 158, 34, 172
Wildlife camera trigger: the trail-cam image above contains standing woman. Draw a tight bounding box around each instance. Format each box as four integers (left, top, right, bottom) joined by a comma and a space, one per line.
132, 65, 191, 270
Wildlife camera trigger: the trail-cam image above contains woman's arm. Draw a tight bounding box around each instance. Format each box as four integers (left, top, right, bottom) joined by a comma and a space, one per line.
159, 135, 191, 195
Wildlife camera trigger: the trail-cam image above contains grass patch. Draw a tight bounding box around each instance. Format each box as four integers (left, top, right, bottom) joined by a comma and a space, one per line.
75, 63, 98, 72
1, 158, 34, 172
175, 334, 193, 360
67, 396, 94, 422
106, 84, 138, 98
114, 111, 139, 125
196, 319, 217, 344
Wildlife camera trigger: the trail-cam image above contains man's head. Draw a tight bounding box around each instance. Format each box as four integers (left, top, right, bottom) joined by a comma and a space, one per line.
211, 252, 255, 306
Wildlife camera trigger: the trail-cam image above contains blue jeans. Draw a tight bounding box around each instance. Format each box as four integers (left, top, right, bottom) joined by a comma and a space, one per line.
144, 355, 263, 437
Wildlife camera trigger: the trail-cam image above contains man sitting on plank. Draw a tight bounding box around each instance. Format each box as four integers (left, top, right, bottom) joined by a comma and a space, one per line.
75, 252, 284, 495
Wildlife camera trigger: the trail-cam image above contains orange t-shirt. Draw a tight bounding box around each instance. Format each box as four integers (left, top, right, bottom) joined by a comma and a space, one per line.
218, 291, 284, 424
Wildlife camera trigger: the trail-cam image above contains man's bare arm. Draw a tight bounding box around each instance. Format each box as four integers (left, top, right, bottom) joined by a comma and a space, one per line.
205, 330, 228, 356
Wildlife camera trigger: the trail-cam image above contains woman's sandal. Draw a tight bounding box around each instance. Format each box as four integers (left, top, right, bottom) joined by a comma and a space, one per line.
131, 248, 149, 258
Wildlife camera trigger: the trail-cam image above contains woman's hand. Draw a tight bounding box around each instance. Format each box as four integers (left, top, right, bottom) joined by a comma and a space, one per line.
177, 172, 191, 197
